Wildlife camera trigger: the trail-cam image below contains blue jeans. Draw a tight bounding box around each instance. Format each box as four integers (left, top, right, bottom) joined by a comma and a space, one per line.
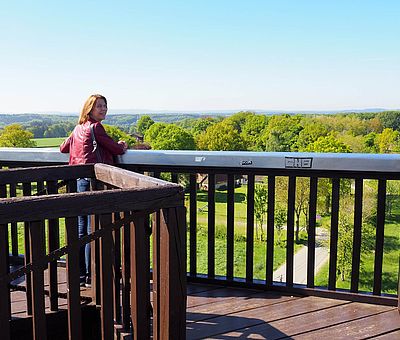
77, 178, 91, 281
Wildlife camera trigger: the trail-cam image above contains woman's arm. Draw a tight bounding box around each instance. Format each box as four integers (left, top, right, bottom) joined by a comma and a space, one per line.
60, 135, 72, 153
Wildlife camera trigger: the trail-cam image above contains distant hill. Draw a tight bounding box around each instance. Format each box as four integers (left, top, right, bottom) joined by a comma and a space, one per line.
0, 108, 396, 116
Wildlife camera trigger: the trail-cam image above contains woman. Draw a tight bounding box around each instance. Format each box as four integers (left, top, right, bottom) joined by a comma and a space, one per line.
60, 94, 127, 287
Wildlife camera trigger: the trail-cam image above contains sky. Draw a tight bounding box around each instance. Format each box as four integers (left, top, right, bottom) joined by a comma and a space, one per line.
0, 0, 399, 114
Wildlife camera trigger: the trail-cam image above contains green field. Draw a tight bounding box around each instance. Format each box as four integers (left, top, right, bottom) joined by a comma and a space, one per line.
32, 137, 66, 147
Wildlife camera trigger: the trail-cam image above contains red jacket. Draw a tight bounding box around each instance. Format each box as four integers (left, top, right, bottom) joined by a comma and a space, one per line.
60, 118, 125, 165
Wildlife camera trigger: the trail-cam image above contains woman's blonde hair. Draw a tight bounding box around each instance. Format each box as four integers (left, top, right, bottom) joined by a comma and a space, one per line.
78, 94, 107, 124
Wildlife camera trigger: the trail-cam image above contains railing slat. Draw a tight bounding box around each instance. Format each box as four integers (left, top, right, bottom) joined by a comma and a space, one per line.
373, 179, 387, 295
286, 176, 296, 287
23, 182, 33, 316
99, 213, 114, 340
207, 173, 215, 278
121, 211, 131, 330
246, 174, 255, 282
65, 216, 82, 340
113, 212, 122, 323
189, 173, 197, 276
29, 220, 47, 340
328, 178, 340, 290
266, 176, 275, 287
226, 174, 235, 280
9, 183, 18, 256
130, 213, 151, 339
152, 211, 161, 340
0, 225, 10, 340
307, 177, 318, 288
46, 180, 60, 311
351, 179, 363, 293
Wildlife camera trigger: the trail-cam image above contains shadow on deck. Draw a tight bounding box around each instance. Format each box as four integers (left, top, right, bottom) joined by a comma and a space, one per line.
9, 270, 400, 339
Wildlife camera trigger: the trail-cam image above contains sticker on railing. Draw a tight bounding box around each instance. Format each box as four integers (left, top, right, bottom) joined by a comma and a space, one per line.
195, 156, 206, 162
241, 160, 253, 166
285, 157, 313, 168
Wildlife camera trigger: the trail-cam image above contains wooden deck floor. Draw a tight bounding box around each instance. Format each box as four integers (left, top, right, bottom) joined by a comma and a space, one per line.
10, 271, 400, 339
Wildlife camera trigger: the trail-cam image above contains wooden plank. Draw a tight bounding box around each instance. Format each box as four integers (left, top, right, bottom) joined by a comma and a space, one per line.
292, 309, 400, 339
121, 211, 131, 330
266, 176, 275, 287
307, 177, 318, 288
226, 174, 235, 280
99, 213, 114, 340
187, 296, 346, 339
9, 183, 18, 256
152, 211, 161, 340
351, 179, 363, 293
0, 223, 11, 340
0, 186, 184, 224
187, 290, 297, 322
189, 173, 197, 276
65, 216, 82, 340
91, 214, 101, 305
23, 182, 32, 316
0, 164, 94, 185
328, 178, 340, 290
94, 163, 175, 189
208, 173, 215, 278
286, 176, 296, 286
130, 213, 151, 339
112, 212, 122, 323
46, 180, 60, 311
220, 302, 393, 339
154, 207, 186, 340
245, 174, 255, 282
373, 179, 386, 295
29, 220, 47, 340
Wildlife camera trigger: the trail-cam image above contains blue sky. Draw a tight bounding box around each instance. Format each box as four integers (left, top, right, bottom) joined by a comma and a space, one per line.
1, 0, 399, 113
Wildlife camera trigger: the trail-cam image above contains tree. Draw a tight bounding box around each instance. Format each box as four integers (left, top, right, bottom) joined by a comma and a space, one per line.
254, 182, 268, 241
136, 115, 155, 135
191, 117, 217, 137
296, 121, 329, 151
225, 111, 255, 133
275, 176, 309, 242
378, 111, 400, 131
0, 124, 36, 147
103, 125, 136, 146
145, 123, 195, 150
240, 114, 268, 151
305, 133, 351, 153
197, 120, 245, 151
262, 114, 303, 152
375, 128, 400, 153
336, 193, 376, 281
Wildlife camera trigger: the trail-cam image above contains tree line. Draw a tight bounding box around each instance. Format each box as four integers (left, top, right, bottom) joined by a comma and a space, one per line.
0, 110, 399, 153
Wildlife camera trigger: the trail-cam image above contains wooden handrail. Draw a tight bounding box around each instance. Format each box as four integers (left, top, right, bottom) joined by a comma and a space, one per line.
0, 164, 187, 340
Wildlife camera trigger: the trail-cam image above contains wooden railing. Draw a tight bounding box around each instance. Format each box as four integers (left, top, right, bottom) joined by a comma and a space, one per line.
0, 149, 399, 310
0, 163, 187, 340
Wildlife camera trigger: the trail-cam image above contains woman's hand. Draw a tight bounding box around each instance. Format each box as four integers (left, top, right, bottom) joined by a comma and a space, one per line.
118, 140, 128, 153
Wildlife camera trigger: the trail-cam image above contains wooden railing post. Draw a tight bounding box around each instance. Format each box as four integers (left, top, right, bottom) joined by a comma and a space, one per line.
65, 216, 82, 340
130, 213, 151, 339
99, 213, 114, 340
0, 223, 11, 340
153, 206, 187, 340
29, 220, 47, 340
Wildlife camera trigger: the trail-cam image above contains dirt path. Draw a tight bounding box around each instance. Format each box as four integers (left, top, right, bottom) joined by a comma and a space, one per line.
273, 227, 329, 284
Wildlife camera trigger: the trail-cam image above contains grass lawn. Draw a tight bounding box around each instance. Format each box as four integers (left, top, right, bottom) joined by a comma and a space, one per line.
185, 185, 307, 279
32, 137, 66, 147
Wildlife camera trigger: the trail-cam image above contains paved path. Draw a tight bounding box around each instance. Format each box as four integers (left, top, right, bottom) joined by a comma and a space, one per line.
273, 227, 329, 284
